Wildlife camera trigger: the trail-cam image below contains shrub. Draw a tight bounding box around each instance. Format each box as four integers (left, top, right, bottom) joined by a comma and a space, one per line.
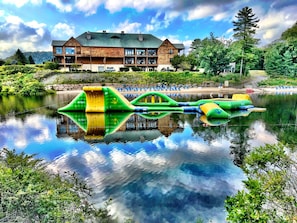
0, 148, 111, 222
131, 66, 141, 71
120, 67, 130, 72
43, 62, 59, 70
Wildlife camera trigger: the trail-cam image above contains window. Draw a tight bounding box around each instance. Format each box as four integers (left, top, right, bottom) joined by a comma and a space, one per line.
65, 56, 75, 63
125, 58, 134, 64
169, 49, 173, 54
125, 49, 134, 55
136, 49, 145, 55
65, 47, 75, 55
148, 49, 157, 56
148, 58, 156, 64
55, 47, 62, 54
137, 58, 146, 64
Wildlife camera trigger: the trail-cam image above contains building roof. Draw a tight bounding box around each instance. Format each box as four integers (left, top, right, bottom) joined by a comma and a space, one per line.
52, 31, 184, 49
75, 31, 163, 48
52, 40, 66, 46
173, 43, 185, 50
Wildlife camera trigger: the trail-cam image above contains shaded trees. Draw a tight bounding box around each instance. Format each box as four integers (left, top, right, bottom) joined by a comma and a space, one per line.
0, 148, 111, 222
192, 33, 230, 75
264, 39, 297, 77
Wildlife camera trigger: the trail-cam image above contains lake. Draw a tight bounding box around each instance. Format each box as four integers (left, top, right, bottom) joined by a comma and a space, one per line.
0, 92, 296, 222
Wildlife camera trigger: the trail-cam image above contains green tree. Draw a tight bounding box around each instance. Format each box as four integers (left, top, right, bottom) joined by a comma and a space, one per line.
14, 49, 28, 65
225, 143, 297, 222
264, 40, 297, 77
0, 148, 111, 222
186, 53, 199, 71
44, 61, 59, 70
28, 55, 35, 64
281, 21, 297, 40
0, 59, 5, 66
170, 55, 183, 71
198, 33, 230, 75
233, 6, 260, 76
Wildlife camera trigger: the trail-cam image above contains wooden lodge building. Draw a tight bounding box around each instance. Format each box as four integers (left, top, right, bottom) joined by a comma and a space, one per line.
51, 31, 184, 72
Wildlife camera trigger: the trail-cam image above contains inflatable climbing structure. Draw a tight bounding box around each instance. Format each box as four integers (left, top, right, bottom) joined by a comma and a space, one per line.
58, 86, 260, 119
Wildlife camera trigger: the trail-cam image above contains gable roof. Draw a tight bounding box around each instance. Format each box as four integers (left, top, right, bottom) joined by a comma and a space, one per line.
52, 31, 185, 50
75, 31, 163, 48
51, 40, 66, 46
173, 43, 185, 50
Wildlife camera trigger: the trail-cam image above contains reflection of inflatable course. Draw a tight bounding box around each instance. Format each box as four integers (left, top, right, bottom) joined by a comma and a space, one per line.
59, 86, 264, 119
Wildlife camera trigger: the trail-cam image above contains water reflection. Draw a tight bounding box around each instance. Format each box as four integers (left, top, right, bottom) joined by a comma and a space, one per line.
53, 110, 270, 222
56, 109, 260, 143
0, 93, 296, 222
51, 120, 247, 222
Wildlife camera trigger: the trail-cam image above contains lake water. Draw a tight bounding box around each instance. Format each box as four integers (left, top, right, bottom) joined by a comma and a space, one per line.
0, 92, 296, 223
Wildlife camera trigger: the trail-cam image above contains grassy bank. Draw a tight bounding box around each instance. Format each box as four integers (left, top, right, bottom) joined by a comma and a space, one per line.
1, 65, 296, 96
42, 70, 243, 87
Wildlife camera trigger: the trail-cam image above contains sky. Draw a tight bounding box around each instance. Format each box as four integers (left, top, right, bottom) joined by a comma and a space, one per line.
0, 0, 296, 59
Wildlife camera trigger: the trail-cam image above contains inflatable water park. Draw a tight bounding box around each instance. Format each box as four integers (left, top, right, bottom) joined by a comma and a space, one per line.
58, 86, 265, 119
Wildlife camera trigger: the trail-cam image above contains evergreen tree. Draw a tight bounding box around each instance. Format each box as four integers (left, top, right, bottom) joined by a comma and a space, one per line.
281, 21, 297, 40
14, 49, 28, 65
28, 55, 35, 64
233, 6, 259, 76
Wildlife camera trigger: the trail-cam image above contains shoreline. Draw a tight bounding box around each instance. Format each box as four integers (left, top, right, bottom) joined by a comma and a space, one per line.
55, 86, 297, 95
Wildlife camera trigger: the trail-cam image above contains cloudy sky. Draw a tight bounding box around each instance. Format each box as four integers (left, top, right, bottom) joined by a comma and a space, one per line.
0, 0, 296, 59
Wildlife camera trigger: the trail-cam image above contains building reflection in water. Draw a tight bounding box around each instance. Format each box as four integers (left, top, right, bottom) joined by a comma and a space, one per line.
56, 112, 180, 143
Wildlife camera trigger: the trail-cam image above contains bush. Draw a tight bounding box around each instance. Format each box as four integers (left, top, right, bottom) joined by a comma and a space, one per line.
0, 65, 36, 75
120, 67, 130, 72
43, 62, 59, 70
0, 148, 111, 222
131, 66, 141, 71
225, 143, 297, 222
19, 81, 46, 96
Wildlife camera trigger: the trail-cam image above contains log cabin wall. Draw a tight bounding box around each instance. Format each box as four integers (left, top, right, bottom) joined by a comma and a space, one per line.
52, 31, 184, 71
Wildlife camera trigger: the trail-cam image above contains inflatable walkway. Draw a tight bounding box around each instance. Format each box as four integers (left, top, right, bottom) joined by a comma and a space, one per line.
58, 86, 260, 119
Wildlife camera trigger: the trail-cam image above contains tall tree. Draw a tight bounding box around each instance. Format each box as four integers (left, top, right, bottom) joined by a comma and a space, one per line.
28, 55, 35, 64
14, 49, 28, 65
233, 6, 259, 76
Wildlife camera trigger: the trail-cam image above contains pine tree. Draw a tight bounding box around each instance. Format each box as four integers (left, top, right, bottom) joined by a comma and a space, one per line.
14, 49, 28, 65
233, 6, 259, 76
28, 55, 35, 64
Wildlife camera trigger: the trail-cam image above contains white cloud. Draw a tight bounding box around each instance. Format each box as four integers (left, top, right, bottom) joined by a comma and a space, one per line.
0, 15, 52, 58
75, 0, 104, 16
212, 11, 229, 21
51, 22, 75, 39
255, 4, 297, 44
145, 11, 178, 33
113, 20, 141, 33
2, 0, 41, 8
46, 0, 73, 12
185, 5, 218, 21
105, 0, 171, 13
